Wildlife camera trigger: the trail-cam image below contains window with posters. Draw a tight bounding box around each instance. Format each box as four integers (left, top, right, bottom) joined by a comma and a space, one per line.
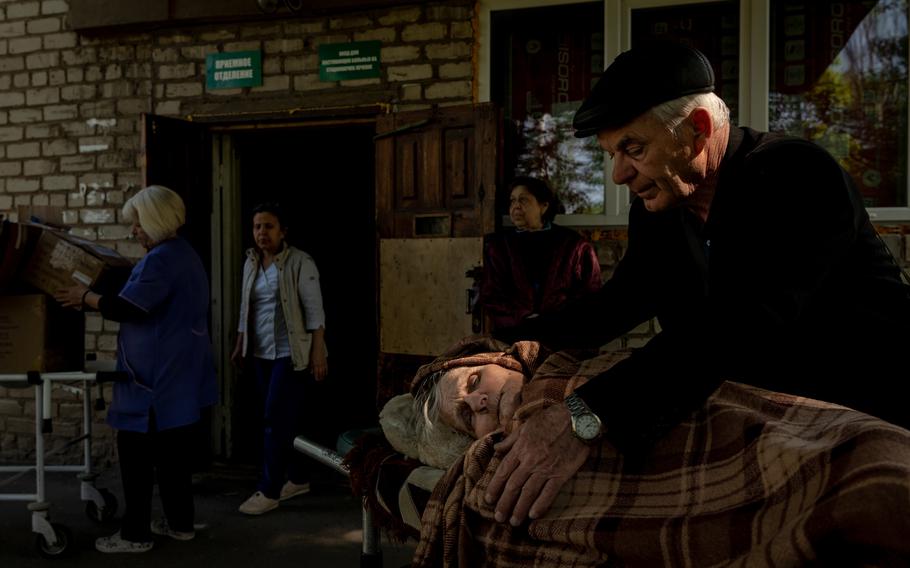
491, 2, 606, 215
481, 0, 910, 221
769, 0, 908, 208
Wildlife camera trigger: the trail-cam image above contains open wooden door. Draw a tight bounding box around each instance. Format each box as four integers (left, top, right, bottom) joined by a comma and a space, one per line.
375, 103, 498, 401
141, 113, 212, 271
141, 113, 227, 461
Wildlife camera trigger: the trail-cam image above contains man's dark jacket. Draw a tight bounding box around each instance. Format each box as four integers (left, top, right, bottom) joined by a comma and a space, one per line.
498, 126, 910, 448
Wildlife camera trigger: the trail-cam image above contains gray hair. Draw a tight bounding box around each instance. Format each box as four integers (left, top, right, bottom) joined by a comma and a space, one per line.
649, 92, 730, 136
122, 185, 186, 244
413, 369, 448, 432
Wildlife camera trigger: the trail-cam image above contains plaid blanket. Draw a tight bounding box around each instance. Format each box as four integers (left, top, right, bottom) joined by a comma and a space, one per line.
413, 349, 910, 567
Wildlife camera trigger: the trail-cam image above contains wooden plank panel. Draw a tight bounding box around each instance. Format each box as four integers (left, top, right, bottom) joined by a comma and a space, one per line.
379, 237, 481, 355
476, 104, 500, 236
445, 129, 469, 200
69, 0, 167, 30
374, 134, 394, 237
396, 137, 417, 202
422, 129, 444, 210
71, 0, 417, 30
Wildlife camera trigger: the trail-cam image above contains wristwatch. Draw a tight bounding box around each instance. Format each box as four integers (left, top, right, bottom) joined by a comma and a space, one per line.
565, 392, 602, 442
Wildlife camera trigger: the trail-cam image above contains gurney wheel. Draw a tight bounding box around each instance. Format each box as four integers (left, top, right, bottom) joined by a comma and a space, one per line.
35, 523, 71, 558
86, 489, 118, 523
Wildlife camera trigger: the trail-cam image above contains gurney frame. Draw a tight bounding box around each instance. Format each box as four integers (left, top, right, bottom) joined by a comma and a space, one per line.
0, 366, 123, 557
293, 435, 384, 568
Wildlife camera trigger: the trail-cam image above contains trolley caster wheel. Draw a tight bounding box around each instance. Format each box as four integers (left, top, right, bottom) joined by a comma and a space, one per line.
86, 489, 118, 523
35, 523, 71, 558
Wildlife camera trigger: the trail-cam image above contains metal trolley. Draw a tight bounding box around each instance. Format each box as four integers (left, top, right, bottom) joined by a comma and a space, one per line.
0, 365, 123, 557
294, 435, 384, 568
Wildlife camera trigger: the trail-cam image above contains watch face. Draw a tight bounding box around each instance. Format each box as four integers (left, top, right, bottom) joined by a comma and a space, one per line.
574, 414, 601, 440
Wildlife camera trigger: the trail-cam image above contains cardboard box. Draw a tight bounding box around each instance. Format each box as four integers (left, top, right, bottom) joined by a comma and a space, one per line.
21, 228, 134, 297
0, 221, 44, 293
16, 205, 65, 228
0, 294, 85, 373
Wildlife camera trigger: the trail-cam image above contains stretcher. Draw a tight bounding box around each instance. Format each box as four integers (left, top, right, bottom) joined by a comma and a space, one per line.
0, 363, 125, 558
293, 434, 384, 568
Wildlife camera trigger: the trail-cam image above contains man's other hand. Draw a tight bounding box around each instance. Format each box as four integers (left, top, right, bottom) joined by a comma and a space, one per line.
484, 403, 590, 525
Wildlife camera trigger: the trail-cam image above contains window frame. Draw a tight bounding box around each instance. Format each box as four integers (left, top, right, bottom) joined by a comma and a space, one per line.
478, 0, 910, 224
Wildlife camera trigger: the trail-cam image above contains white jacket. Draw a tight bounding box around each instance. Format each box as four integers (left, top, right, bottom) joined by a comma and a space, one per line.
237, 244, 326, 370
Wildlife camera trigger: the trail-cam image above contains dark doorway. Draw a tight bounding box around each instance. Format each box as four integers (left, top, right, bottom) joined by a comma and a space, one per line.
231, 123, 377, 461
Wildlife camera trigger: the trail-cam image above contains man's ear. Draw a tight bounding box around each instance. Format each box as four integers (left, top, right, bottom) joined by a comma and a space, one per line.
689, 107, 713, 154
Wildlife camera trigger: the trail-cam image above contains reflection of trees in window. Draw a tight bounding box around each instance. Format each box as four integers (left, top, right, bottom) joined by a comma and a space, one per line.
770, 0, 908, 207
492, 3, 605, 216
513, 108, 605, 214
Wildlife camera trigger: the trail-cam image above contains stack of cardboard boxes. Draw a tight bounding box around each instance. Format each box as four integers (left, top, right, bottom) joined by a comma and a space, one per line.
0, 207, 133, 374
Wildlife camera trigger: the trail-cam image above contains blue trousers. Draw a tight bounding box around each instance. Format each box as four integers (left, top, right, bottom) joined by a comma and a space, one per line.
253, 357, 311, 499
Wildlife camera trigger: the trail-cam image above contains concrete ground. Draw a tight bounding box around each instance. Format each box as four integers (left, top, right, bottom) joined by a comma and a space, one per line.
0, 461, 417, 567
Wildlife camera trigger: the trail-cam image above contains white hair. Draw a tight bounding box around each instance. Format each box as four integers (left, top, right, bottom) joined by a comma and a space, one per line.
122, 185, 185, 243
649, 92, 730, 136
413, 368, 451, 433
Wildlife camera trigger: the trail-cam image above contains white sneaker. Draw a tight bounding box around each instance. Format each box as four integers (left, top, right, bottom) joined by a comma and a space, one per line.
238, 491, 279, 515
150, 517, 195, 541
95, 531, 153, 554
279, 481, 311, 502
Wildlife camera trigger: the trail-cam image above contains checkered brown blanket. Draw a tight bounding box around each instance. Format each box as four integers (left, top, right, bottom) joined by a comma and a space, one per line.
413, 349, 910, 567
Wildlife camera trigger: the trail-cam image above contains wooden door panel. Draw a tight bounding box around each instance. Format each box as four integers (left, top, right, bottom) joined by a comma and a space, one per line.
376, 104, 497, 239
141, 113, 211, 269
395, 135, 419, 205
141, 112, 215, 464
375, 103, 499, 390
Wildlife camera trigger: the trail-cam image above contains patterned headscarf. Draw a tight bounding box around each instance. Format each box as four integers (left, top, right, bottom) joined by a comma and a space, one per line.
410, 335, 551, 397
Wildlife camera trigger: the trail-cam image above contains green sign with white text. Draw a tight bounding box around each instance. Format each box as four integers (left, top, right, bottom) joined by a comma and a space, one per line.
319, 41, 381, 81
206, 50, 262, 89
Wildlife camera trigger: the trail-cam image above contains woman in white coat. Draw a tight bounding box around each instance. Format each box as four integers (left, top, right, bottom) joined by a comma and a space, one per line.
231, 202, 328, 515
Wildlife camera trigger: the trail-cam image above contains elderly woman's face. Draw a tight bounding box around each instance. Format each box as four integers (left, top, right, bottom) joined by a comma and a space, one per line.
253, 212, 286, 255
130, 222, 154, 250
509, 186, 548, 231
437, 364, 525, 438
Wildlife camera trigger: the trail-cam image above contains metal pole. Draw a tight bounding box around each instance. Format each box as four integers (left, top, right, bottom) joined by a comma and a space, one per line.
292, 437, 349, 475
41, 376, 52, 434
83, 380, 92, 474
34, 384, 45, 504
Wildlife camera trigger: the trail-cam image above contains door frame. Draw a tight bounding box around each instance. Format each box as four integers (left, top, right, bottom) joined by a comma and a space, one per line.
145, 111, 382, 459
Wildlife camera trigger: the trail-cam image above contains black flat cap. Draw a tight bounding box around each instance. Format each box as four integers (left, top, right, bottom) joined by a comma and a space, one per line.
573, 41, 715, 138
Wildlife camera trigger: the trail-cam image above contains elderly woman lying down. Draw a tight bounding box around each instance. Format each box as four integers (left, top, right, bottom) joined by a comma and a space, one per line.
376, 336, 910, 567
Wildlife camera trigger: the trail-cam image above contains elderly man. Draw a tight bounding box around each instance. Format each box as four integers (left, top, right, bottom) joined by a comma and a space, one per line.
487, 41, 910, 527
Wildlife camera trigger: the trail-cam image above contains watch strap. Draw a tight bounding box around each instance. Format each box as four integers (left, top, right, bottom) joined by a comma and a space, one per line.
565, 391, 591, 417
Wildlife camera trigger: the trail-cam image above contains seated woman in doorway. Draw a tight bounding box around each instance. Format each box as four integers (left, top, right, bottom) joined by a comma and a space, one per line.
478, 176, 603, 331
231, 202, 328, 516
373, 336, 910, 567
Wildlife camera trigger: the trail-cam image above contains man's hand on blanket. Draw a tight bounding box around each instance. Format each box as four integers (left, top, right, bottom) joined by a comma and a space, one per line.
485, 403, 590, 526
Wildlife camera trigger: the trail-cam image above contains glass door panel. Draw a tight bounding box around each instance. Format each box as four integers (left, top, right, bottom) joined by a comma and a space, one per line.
769, 0, 908, 208
492, 2, 606, 215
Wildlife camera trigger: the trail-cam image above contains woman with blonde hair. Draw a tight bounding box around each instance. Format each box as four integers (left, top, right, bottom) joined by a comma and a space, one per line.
56, 185, 218, 553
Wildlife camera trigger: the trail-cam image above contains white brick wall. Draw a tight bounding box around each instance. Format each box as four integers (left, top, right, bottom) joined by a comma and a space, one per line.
0, 0, 477, 464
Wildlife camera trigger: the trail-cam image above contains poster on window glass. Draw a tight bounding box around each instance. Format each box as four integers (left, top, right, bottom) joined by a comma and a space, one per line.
769, 0, 908, 208
493, 3, 605, 215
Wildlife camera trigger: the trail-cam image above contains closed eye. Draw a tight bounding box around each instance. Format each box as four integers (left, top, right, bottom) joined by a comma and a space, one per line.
467, 372, 480, 393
